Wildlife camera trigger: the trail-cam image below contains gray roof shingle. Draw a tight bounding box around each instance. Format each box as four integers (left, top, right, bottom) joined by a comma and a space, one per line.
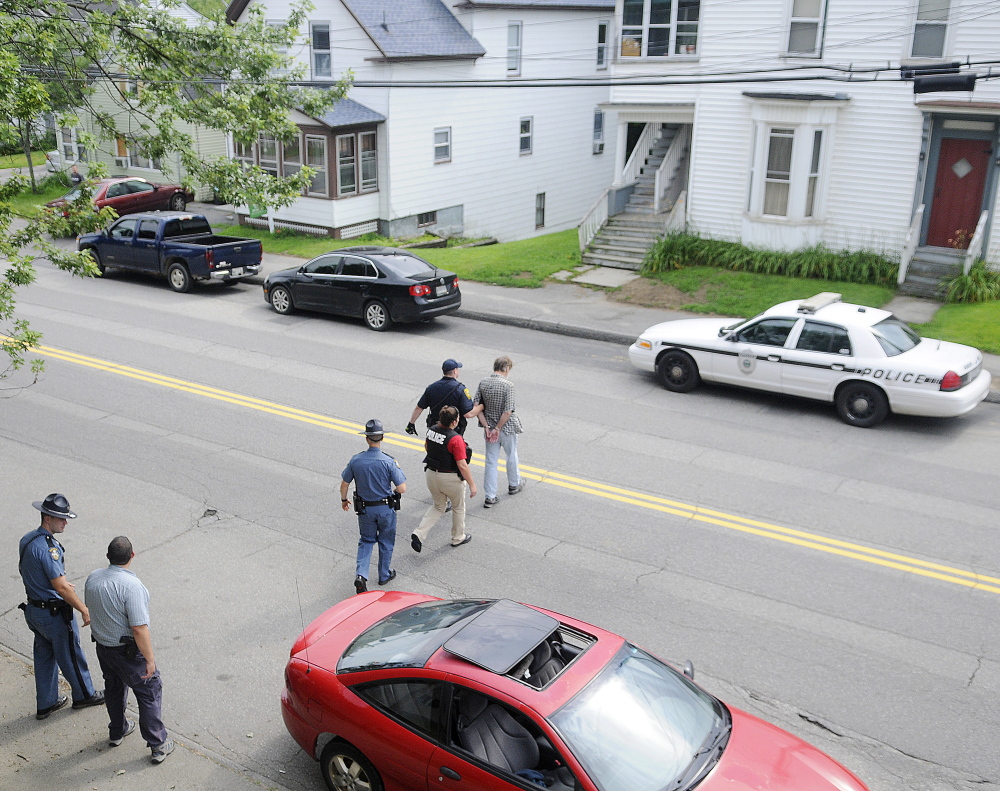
457, 0, 614, 8
342, 0, 486, 60
315, 97, 386, 128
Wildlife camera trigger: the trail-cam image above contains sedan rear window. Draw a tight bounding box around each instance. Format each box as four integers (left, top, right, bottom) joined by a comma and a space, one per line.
371, 254, 435, 279
338, 600, 491, 674
872, 316, 920, 357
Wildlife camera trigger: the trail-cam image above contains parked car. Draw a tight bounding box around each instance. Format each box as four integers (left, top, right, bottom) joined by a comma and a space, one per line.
263, 246, 461, 331
46, 176, 192, 216
282, 592, 870, 791
629, 292, 992, 427
77, 212, 262, 292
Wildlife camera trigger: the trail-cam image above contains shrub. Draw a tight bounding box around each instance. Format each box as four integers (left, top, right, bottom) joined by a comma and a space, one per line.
643, 233, 898, 286
943, 261, 1000, 303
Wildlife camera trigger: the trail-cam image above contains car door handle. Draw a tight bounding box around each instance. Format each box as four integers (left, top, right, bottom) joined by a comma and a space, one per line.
439, 767, 461, 781
831, 363, 845, 371
767, 354, 780, 362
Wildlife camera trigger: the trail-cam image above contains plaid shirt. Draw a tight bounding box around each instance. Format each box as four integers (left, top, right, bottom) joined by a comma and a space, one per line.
475, 373, 522, 435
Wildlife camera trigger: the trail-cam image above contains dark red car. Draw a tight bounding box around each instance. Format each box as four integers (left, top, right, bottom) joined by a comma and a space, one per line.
282, 592, 869, 791
46, 176, 192, 216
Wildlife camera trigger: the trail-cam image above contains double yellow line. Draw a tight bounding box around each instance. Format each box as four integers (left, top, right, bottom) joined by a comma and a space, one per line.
30, 342, 1000, 597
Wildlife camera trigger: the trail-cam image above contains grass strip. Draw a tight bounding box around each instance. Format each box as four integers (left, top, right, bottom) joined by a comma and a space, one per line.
912, 301, 1000, 355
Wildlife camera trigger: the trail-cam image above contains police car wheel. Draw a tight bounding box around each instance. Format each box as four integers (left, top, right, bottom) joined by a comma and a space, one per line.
319, 742, 384, 791
364, 300, 392, 332
835, 382, 889, 428
657, 350, 700, 393
270, 285, 294, 314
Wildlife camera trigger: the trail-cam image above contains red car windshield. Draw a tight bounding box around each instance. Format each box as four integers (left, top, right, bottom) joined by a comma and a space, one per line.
337, 600, 491, 674
551, 644, 725, 791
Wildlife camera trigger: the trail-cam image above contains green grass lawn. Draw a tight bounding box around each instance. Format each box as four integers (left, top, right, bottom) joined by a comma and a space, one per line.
216, 224, 581, 287
641, 267, 895, 317
7, 178, 70, 217
185, 0, 225, 16
0, 151, 47, 169
911, 301, 1000, 355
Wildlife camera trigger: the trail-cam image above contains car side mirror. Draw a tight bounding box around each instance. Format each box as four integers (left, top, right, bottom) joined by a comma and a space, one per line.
683, 660, 695, 680
153, 184, 160, 191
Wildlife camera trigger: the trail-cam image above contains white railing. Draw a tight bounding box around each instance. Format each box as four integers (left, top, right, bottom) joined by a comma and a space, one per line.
898, 204, 925, 285
663, 190, 687, 234
653, 126, 691, 214
619, 123, 656, 187
578, 189, 609, 251
963, 210, 988, 275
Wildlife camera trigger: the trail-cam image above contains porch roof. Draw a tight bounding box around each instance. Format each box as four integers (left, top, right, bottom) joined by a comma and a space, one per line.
457, 0, 614, 8
916, 100, 1000, 114
315, 98, 386, 128
742, 91, 850, 102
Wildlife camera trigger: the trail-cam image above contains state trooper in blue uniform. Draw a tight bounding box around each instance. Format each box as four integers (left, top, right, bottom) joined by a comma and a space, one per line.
341, 420, 407, 594
18, 493, 105, 719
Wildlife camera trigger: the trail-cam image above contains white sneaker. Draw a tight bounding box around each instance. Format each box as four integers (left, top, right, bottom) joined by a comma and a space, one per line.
110, 719, 136, 747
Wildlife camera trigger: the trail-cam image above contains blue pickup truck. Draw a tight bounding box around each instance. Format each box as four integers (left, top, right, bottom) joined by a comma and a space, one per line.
77, 212, 263, 293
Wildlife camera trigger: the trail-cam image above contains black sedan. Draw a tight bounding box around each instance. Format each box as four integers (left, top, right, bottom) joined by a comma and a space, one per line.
262, 246, 461, 331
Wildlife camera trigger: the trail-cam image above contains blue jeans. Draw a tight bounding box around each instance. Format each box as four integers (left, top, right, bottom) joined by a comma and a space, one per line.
96, 642, 168, 748
23, 604, 96, 710
484, 431, 520, 500
356, 504, 396, 583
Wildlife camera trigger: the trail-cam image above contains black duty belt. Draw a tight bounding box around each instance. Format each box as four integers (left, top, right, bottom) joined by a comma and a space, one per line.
27, 598, 60, 608
362, 498, 393, 506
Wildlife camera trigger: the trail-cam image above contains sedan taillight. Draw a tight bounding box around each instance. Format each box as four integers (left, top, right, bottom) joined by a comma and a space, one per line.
940, 371, 962, 391
409, 284, 431, 297
452, 277, 459, 289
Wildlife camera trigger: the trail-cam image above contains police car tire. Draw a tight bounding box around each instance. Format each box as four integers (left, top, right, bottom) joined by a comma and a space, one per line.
835, 381, 889, 428
270, 285, 294, 314
364, 300, 393, 332
166, 262, 192, 293
319, 741, 384, 791
657, 350, 701, 393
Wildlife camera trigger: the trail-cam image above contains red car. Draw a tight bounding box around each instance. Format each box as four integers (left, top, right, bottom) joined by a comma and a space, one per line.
46, 176, 191, 216
282, 592, 869, 791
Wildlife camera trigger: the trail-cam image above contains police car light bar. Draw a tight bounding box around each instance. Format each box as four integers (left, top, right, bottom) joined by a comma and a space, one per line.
797, 292, 842, 314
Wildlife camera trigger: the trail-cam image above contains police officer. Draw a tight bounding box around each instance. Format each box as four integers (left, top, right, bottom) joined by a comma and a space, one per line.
341, 420, 407, 594
407, 359, 483, 437
18, 493, 104, 719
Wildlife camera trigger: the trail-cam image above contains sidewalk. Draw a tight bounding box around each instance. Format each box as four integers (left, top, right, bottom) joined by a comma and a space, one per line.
0, 647, 275, 791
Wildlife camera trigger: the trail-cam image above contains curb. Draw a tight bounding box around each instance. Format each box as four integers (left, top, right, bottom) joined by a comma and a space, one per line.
986, 390, 1000, 404
454, 309, 635, 346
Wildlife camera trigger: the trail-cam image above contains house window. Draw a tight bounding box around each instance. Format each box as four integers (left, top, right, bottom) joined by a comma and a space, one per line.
360, 131, 377, 191
593, 110, 605, 154
282, 134, 301, 178
763, 128, 794, 216
337, 134, 357, 195
621, 0, 700, 57
786, 0, 826, 56
60, 127, 86, 163
520, 117, 532, 155
306, 135, 328, 197
311, 22, 332, 78
114, 137, 130, 168
535, 193, 545, 228
267, 20, 289, 73
434, 127, 451, 163
128, 137, 161, 170
234, 139, 255, 170
805, 130, 823, 217
418, 211, 437, 227
507, 22, 522, 75
597, 21, 609, 68
258, 133, 278, 177
911, 0, 950, 58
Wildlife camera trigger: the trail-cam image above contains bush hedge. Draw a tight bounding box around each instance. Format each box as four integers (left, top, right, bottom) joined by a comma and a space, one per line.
943, 261, 1000, 303
643, 232, 899, 286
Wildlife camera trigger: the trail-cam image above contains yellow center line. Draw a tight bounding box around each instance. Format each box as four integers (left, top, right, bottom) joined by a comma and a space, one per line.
27, 341, 1000, 597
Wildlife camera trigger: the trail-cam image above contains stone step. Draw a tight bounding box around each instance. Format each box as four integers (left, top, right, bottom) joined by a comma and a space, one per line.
913, 247, 965, 265
589, 242, 651, 256
606, 219, 663, 229
582, 249, 646, 265
581, 254, 644, 271
899, 281, 944, 299
597, 232, 661, 243
908, 260, 961, 278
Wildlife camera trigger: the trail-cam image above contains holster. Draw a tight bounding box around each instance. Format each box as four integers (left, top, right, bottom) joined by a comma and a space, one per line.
353, 492, 366, 515
120, 635, 139, 660
52, 601, 73, 623
390, 492, 402, 511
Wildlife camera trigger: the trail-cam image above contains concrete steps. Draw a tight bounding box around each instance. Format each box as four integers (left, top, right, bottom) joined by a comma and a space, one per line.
898, 247, 963, 299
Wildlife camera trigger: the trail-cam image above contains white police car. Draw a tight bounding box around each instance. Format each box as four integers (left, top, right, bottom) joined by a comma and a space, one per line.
629, 292, 992, 427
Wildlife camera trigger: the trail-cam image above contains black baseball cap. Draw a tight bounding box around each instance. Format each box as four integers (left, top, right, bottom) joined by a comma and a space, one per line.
442, 359, 463, 372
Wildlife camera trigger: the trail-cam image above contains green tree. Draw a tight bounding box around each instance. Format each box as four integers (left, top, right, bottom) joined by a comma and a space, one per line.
0, 0, 349, 378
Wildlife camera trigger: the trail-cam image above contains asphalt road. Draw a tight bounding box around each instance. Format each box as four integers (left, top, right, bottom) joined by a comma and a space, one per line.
1, 259, 998, 791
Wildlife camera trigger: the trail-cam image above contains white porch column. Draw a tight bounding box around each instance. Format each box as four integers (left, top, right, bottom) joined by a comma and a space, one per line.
612, 121, 629, 187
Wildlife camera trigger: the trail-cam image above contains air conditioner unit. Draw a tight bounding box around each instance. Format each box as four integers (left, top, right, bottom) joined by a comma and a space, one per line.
114, 156, 130, 168
593, 141, 604, 154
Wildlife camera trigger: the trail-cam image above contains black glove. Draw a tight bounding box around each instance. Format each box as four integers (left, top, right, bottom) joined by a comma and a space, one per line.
406, 422, 418, 435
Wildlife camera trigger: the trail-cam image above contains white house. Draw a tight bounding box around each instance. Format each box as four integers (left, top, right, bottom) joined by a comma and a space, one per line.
225, 0, 618, 241
582, 0, 1000, 294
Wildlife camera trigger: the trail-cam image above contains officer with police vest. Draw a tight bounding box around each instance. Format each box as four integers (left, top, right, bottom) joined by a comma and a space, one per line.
341, 420, 407, 594
410, 406, 477, 553
407, 359, 483, 437
18, 493, 105, 719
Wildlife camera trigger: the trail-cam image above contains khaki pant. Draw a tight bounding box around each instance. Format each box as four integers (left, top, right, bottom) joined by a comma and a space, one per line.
414, 470, 468, 545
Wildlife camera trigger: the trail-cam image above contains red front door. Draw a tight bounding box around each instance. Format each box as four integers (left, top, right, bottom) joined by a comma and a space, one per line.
926, 137, 992, 248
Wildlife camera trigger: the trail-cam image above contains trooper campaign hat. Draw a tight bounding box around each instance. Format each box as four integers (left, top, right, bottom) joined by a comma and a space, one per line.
360, 419, 385, 437
32, 493, 77, 519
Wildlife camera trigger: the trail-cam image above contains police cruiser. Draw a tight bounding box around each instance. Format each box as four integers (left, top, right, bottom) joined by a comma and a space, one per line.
629, 292, 992, 427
